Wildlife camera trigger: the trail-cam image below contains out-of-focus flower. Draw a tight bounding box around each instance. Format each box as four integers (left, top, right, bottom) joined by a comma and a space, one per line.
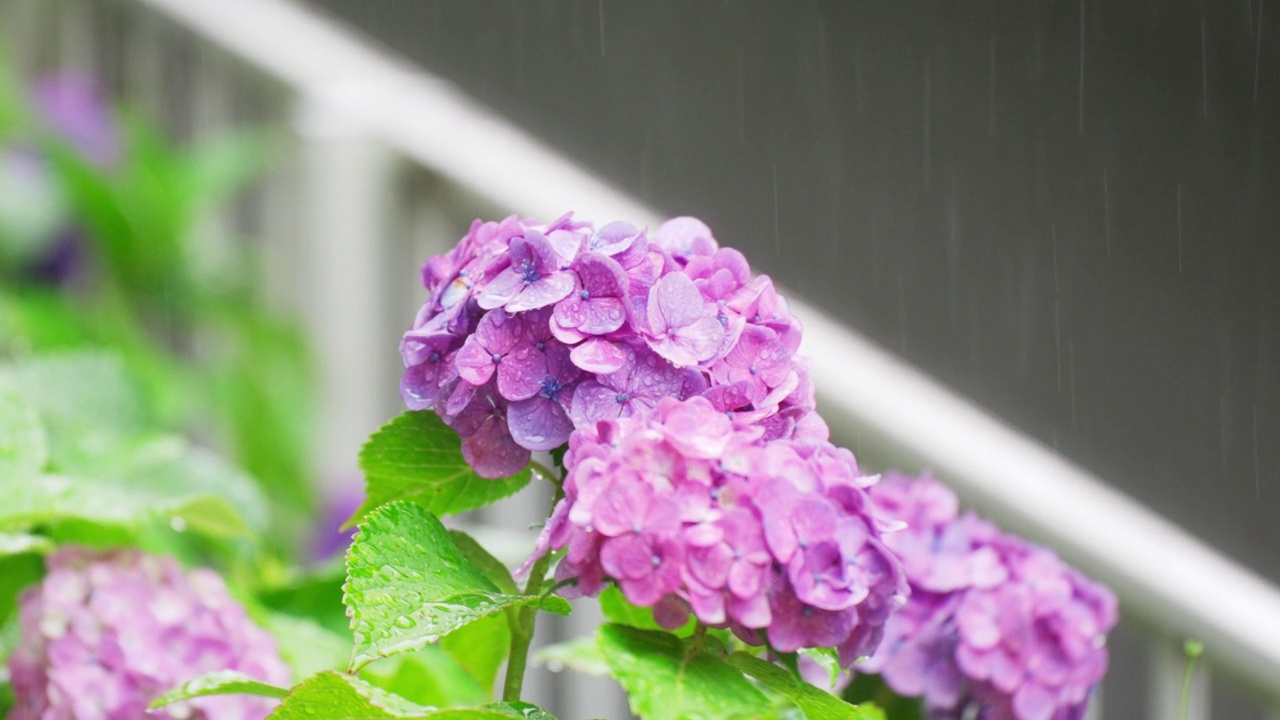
399, 214, 819, 477
8, 547, 290, 720
864, 475, 1118, 720
0, 73, 117, 282
522, 396, 907, 660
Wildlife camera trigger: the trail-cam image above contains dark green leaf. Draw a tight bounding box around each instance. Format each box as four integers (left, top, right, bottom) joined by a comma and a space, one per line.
349, 412, 531, 527
841, 673, 922, 720
149, 670, 289, 709
343, 502, 569, 672
727, 652, 884, 720
596, 624, 771, 720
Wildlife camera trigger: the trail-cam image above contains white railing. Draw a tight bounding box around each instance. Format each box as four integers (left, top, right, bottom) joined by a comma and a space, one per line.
6, 0, 1280, 717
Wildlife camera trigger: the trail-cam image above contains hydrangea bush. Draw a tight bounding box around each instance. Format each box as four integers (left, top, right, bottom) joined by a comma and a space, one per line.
8, 548, 289, 720
0, 212, 1119, 720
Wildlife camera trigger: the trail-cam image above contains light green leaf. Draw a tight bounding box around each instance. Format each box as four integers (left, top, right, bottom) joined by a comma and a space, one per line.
727, 652, 884, 720
0, 353, 146, 474
267, 612, 352, 679
0, 387, 46, 481
149, 670, 289, 709
448, 530, 518, 595
266, 672, 556, 720
0, 532, 53, 557
344, 502, 570, 672
439, 612, 510, 694
360, 645, 489, 708
535, 636, 610, 677
267, 671, 432, 719
596, 624, 771, 720
348, 412, 532, 527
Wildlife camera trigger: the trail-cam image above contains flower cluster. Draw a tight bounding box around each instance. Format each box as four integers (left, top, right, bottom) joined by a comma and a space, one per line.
8, 547, 290, 720
399, 214, 822, 477
863, 475, 1117, 720
530, 395, 907, 661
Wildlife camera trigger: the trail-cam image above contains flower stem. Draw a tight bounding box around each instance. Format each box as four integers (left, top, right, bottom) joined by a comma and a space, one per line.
501, 480, 566, 702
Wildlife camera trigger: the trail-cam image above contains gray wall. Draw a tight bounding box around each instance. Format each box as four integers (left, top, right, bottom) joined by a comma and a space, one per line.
304, 0, 1280, 592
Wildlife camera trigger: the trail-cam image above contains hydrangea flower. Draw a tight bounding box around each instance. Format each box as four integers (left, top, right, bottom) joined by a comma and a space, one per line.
8, 547, 290, 720
862, 475, 1117, 720
399, 214, 820, 477
524, 396, 907, 660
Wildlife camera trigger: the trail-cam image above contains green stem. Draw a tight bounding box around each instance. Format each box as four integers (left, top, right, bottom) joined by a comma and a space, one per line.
501, 480, 566, 702
528, 460, 560, 485
1179, 640, 1205, 720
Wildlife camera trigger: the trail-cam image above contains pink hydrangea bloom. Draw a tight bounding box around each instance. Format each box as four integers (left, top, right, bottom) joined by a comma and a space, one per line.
524, 396, 907, 659
8, 547, 290, 720
400, 215, 821, 477
863, 475, 1118, 720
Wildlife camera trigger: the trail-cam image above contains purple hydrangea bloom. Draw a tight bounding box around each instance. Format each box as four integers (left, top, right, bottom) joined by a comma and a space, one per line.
400, 214, 822, 478
525, 396, 907, 657
863, 475, 1118, 720
8, 547, 290, 720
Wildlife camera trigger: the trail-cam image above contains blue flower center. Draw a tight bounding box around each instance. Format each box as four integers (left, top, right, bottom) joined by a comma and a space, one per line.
519, 259, 541, 285
579, 288, 591, 300
535, 341, 546, 351
428, 350, 441, 363
749, 364, 759, 375
540, 376, 564, 400
491, 353, 503, 364
616, 392, 631, 404
650, 554, 662, 567
802, 605, 815, 618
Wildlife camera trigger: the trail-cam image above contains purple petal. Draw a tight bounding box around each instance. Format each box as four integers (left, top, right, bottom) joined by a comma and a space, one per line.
570, 379, 626, 426
647, 273, 705, 333
455, 336, 497, 386
570, 338, 628, 374
600, 535, 656, 580
497, 345, 547, 401
507, 396, 575, 451
461, 416, 531, 478
579, 298, 627, 335
509, 273, 576, 312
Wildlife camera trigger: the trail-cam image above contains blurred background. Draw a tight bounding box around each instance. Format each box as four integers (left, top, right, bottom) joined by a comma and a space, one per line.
1, 1, 1277, 718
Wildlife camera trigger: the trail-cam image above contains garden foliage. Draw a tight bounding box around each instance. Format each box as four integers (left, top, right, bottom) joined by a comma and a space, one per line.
0, 60, 1116, 720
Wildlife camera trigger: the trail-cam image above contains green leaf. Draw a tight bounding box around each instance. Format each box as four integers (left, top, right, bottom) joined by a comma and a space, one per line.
448, 530, 518, 594
0, 353, 146, 474
267, 612, 352, 679
727, 652, 884, 720
360, 645, 489, 708
596, 624, 771, 720
149, 670, 289, 709
535, 636, 610, 677
841, 673, 921, 720
344, 502, 570, 672
439, 612, 510, 694
349, 412, 532, 527
0, 386, 47, 481
267, 671, 433, 719
266, 672, 556, 720
600, 585, 696, 636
